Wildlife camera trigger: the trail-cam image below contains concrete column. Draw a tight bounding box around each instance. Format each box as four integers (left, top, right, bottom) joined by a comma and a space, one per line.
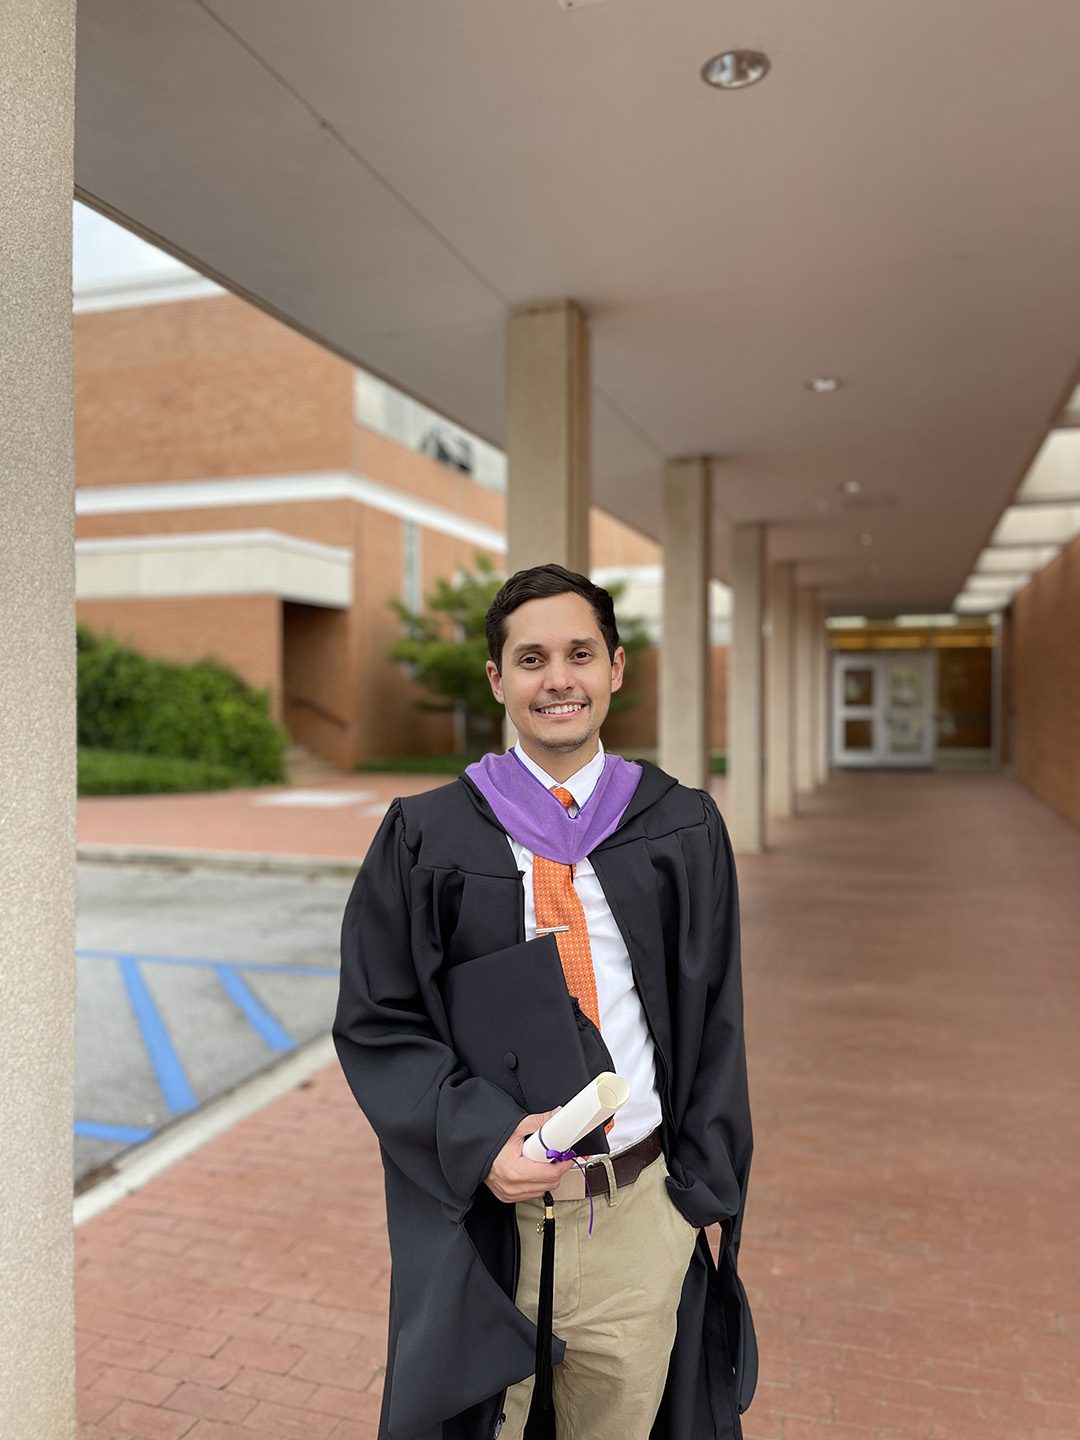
659, 458, 711, 788
814, 600, 831, 783
0, 4, 77, 1438
506, 300, 590, 576
766, 562, 796, 819
794, 587, 817, 794
729, 524, 766, 852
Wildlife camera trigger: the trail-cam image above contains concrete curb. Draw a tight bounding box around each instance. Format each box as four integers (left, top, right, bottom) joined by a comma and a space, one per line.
74, 1034, 338, 1225
77, 842, 362, 878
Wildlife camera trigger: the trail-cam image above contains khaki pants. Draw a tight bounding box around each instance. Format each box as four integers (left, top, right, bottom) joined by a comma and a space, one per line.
499, 1154, 699, 1440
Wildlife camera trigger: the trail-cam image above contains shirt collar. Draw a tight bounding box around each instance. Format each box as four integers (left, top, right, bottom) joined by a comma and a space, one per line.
512, 739, 606, 810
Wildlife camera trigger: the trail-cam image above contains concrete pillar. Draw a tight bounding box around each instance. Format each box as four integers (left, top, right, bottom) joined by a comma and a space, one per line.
814, 600, 831, 783
794, 587, 817, 794
766, 562, 796, 819
660, 458, 711, 788
506, 300, 590, 576
0, 4, 77, 1437
729, 524, 766, 852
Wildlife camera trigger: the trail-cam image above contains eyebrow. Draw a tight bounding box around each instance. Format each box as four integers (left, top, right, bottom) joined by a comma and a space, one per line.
510, 637, 599, 658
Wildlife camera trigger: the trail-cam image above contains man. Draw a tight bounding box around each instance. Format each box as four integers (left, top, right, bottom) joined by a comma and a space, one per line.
334, 564, 756, 1440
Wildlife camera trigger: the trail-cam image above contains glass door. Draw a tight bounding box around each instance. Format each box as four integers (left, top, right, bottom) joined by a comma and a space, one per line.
832, 652, 935, 768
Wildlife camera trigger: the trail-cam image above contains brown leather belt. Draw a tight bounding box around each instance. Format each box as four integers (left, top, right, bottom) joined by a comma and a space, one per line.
549, 1126, 662, 1201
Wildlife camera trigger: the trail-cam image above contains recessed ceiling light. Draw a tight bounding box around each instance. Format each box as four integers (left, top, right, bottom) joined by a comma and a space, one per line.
701, 50, 770, 90
806, 376, 841, 394
840, 479, 862, 494
859, 532, 874, 546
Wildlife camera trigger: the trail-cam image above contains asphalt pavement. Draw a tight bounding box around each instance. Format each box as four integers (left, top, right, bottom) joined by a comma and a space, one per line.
75, 859, 355, 1185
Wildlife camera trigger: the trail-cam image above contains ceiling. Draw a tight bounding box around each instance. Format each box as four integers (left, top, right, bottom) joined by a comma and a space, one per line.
74, 0, 1080, 613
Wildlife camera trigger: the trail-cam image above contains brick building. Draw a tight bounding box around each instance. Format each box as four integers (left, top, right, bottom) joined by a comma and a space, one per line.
73, 250, 730, 769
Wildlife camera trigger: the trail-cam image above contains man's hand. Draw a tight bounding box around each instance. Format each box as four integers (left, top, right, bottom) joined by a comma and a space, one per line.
483, 1110, 576, 1203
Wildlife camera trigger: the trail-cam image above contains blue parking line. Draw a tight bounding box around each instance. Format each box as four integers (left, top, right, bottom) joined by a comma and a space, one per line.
75, 1119, 153, 1144
213, 963, 294, 1051
117, 955, 198, 1114
78, 948, 337, 977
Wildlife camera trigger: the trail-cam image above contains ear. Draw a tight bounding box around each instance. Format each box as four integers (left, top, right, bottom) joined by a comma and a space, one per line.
610, 645, 626, 694
486, 659, 505, 704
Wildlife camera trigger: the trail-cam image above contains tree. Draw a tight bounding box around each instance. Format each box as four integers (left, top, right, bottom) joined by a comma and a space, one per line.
388, 555, 651, 753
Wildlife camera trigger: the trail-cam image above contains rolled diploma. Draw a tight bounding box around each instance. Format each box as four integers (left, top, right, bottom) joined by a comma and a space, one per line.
522, 1072, 631, 1162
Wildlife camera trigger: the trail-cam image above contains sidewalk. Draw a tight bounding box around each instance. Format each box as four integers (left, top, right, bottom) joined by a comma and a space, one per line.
77, 773, 444, 869
75, 769, 1080, 1439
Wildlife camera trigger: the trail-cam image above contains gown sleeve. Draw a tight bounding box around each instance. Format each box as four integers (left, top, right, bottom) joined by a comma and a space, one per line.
334, 800, 528, 1212
665, 789, 757, 1411
668, 791, 753, 1251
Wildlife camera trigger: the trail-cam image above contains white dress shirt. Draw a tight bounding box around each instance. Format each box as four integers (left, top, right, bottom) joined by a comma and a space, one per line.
507, 741, 663, 1155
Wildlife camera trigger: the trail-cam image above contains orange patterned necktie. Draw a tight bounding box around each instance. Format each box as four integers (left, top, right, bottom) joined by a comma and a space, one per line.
533, 786, 602, 1030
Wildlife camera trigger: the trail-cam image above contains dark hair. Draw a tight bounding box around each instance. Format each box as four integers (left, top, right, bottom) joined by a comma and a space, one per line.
486, 564, 620, 671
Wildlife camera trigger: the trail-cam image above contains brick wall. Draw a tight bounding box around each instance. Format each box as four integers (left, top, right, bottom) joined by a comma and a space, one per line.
354, 425, 504, 533
1011, 533, 1080, 829
77, 595, 282, 715
75, 294, 353, 486
282, 601, 356, 768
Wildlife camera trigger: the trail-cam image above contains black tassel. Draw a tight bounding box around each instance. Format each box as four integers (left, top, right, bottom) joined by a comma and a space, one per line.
533, 1190, 556, 1410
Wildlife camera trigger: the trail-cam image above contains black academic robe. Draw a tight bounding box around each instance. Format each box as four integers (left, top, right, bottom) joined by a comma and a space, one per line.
334, 760, 757, 1440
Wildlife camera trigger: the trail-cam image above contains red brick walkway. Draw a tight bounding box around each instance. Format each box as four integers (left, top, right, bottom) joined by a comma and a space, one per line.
77, 773, 442, 863
75, 770, 1080, 1439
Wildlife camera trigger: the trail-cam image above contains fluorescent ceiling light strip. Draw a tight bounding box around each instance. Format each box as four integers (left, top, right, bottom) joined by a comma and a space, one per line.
991, 503, 1080, 547
975, 545, 1058, 573
953, 595, 1004, 613
1014, 430, 1080, 501
965, 573, 1027, 594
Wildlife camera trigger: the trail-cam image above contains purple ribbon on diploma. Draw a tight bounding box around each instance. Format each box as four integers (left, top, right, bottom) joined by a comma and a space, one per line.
538, 1126, 594, 1235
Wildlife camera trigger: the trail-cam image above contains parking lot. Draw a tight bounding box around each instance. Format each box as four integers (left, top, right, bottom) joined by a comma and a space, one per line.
75, 860, 355, 1184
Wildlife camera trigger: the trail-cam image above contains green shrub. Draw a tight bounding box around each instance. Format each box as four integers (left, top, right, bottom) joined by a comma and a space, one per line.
76, 626, 287, 785
78, 748, 238, 796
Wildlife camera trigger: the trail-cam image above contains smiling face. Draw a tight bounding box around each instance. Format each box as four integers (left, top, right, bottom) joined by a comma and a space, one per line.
486, 590, 625, 780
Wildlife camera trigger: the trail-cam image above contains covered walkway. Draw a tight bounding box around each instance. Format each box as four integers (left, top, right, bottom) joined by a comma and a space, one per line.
73, 769, 1080, 1439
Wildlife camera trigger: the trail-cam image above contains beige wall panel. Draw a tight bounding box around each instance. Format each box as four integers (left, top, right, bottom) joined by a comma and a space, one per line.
76, 498, 355, 547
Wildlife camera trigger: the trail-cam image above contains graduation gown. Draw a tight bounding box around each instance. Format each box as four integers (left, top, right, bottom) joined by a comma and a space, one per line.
334, 760, 757, 1440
